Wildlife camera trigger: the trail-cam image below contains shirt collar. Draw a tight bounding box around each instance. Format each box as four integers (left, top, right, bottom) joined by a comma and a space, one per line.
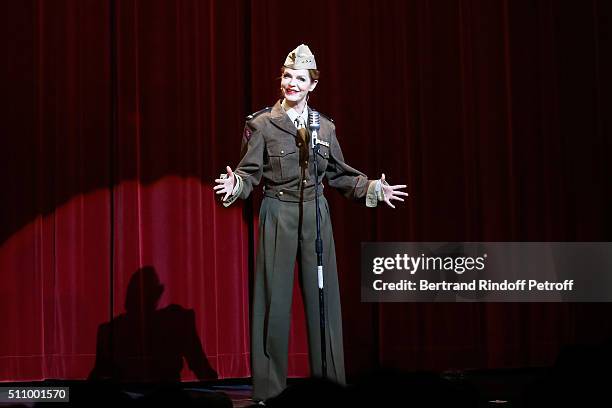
281, 99, 308, 128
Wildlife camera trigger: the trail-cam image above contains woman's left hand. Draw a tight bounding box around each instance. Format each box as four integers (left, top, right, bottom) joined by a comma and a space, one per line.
380, 173, 408, 209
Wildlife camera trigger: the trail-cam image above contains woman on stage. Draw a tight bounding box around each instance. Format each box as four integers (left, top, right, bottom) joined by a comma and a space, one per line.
214, 44, 408, 403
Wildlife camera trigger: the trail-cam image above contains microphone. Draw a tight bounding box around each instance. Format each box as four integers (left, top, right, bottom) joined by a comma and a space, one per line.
308, 110, 320, 149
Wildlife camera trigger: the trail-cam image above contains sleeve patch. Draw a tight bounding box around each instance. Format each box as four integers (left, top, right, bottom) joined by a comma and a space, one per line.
243, 126, 253, 141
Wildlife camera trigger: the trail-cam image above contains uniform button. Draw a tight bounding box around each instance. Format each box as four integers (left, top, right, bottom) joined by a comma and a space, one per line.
298, 143, 302, 147
281, 150, 284, 154
303, 180, 307, 185
305, 160, 308, 165
279, 191, 283, 196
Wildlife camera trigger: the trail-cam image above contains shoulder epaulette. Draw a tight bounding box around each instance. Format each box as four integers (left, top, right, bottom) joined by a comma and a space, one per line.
319, 112, 334, 123
246, 107, 271, 121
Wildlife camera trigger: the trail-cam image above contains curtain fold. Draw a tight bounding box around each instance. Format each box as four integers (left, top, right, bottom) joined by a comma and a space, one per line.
1, 0, 611, 381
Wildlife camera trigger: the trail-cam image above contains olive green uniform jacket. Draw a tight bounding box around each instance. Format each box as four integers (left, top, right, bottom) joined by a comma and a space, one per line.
224, 100, 379, 400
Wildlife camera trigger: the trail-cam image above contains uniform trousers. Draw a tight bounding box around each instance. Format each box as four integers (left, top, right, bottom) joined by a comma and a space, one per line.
251, 195, 346, 400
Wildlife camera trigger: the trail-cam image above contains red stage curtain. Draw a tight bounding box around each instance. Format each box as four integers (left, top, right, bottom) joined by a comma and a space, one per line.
1, 0, 611, 382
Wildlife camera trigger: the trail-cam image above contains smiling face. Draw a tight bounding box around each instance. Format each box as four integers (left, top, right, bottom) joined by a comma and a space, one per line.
280, 68, 318, 105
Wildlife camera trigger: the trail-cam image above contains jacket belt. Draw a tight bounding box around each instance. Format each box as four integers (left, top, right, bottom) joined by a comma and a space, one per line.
263, 185, 324, 202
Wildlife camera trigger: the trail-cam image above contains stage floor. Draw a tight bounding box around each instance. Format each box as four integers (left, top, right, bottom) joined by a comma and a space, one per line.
0, 367, 580, 407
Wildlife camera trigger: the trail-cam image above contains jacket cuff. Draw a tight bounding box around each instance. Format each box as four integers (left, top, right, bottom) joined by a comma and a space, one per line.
366, 180, 379, 207
365, 179, 389, 208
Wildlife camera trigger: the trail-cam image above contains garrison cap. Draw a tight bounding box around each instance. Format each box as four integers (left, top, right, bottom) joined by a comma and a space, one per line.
283, 44, 317, 70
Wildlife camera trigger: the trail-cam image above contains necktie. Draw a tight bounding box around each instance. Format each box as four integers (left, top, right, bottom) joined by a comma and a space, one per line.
295, 117, 309, 171
296, 117, 308, 145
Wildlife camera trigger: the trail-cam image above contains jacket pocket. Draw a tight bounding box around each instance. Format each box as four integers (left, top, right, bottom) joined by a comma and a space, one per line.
315, 144, 330, 172
267, 142, 299, 182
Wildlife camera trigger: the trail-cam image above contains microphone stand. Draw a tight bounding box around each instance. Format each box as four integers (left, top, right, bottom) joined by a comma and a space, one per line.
309, 111, 327, 379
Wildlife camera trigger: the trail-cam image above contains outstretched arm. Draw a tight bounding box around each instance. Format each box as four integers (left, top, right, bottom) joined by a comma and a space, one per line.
325, 125, 408, 208
214, 122, 264, 207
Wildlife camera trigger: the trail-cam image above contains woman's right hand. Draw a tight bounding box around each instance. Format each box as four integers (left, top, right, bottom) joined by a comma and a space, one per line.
214, 166, 236, 201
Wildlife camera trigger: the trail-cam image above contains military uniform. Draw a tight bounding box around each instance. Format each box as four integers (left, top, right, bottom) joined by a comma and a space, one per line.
223, 100, 382, 400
